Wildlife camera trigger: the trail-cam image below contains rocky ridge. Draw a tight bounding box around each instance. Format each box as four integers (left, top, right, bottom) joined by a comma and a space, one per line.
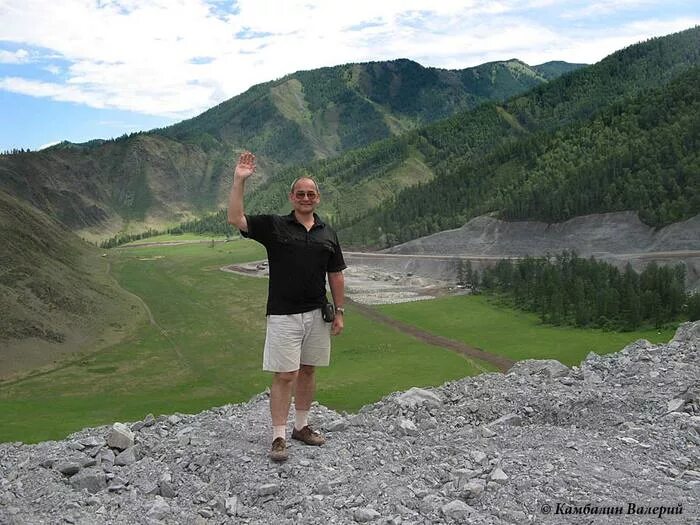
386, 213, 700, 257
1, 322, 699, 524
384, 212, 700, 292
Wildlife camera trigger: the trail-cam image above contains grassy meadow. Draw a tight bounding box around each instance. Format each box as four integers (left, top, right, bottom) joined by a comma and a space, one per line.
122, 232, 230, 245
378, 295, 675, 366
0, 240, 484, 443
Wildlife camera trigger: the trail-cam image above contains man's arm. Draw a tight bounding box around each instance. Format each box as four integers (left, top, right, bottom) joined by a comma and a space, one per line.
328, 271, 345, 336
227, 151, 256, 232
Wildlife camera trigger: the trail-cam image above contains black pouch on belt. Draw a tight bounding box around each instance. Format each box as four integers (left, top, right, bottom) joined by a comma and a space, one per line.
322, 302, 336, 322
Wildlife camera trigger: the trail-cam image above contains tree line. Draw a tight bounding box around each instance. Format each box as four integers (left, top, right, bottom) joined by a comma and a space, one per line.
98, 215, 237, 249
1, 148, 32, 155
467, 252, 699, 330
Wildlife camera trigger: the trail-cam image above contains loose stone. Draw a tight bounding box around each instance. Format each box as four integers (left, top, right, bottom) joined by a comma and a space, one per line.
353, 506, 380, 522
107, 423, 134, 451
257, 483, 280, 497
441, 500, 475, 519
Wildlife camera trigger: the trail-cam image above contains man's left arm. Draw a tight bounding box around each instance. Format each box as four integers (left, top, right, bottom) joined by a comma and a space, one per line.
328, 271, 345, 336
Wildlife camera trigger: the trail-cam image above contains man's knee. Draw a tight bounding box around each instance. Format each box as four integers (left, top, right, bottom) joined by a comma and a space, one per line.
299, 365, 316, 382
274, 370, 298, 384
299, 364, 315, 376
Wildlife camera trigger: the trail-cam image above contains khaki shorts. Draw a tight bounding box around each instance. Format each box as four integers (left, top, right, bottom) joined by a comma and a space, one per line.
263, 308, 331, 372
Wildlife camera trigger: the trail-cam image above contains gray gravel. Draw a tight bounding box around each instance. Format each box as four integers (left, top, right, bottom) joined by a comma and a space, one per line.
1, 322, 698, 524
343, 264, 448, 305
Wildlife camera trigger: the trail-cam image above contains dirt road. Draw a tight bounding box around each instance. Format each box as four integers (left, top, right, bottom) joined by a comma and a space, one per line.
346, 298, 514, 373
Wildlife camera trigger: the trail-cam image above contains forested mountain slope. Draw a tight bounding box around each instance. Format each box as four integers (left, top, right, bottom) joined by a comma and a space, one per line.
0, 59, 573, 239
344, 65, 700, 245
202, 26, 698, 248
157, 58, 579, 158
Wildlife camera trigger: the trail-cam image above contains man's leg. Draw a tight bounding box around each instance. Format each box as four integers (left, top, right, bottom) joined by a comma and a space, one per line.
294, 364, 315, 413
268, 370, 297, 462
291, 309, 330, 445
263, 313, 305, 461
270, 370, 298, 430
292, 364, 326, 445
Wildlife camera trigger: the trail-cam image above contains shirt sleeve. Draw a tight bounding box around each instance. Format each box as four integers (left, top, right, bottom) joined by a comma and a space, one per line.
241, 214, 274, 245
327, 231, 347, 273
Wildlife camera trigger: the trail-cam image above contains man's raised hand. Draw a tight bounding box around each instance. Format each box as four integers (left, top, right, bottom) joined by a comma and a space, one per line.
234, 151, 256, 180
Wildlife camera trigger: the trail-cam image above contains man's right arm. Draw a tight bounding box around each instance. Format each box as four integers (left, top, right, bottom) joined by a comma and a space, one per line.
227, 151, 256, 232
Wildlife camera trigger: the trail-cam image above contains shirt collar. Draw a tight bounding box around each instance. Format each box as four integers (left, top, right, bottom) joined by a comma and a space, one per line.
284, 211, 325, 228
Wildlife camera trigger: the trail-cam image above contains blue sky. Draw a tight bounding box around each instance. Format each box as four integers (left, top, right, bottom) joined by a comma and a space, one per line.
1, 1, 698, 152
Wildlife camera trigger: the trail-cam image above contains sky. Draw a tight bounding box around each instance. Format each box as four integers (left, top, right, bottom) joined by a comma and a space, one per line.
1, 1, 698, 152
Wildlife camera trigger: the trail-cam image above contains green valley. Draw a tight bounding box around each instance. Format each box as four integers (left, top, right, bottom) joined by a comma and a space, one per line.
1, 26, 699, 447
0, 241, 483, 442
0, 240, 677, 443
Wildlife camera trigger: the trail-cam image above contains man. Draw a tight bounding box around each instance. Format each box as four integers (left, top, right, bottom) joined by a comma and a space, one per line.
227, 151, 346, 462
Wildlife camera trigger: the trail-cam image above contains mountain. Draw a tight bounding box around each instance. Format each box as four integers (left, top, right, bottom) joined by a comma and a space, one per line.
342, 64, 700, 245
532, 60, 587, 79
156, 58, 570, 158
4, 27, 699, 250
0, 59, 580, 240
0, 135, 221, 240
224, 26, 699, 247
0, 189, 142, 380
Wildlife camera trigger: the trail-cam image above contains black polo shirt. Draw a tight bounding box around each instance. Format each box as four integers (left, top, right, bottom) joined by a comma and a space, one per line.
241, 212, 347, 315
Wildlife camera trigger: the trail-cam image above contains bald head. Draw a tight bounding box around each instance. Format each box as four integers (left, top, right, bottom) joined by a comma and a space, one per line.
290, 177, 320, 194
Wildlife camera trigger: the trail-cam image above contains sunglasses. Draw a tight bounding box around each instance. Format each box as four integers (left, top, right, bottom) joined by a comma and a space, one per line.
294, 191, 318, 199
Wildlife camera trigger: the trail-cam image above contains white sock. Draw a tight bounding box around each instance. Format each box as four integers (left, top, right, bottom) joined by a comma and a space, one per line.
272, 425, 286, 441
294, 409, 309, 431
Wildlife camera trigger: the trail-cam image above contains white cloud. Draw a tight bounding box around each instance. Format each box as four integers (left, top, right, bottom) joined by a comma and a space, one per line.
0, 76, 108, 107
0, 1, 698, 120
38, 140, 60, 150
0, 49, 30, 64
523, 17, 700, 65
561, 0, 659, 19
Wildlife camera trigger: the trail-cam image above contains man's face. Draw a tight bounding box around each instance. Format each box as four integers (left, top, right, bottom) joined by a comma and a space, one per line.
289, 178, 320, 213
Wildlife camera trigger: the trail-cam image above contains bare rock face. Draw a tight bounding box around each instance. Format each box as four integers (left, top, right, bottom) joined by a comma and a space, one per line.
0, 321, 698, 524
383, 212, 700, 291
387, 212, 700, 256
